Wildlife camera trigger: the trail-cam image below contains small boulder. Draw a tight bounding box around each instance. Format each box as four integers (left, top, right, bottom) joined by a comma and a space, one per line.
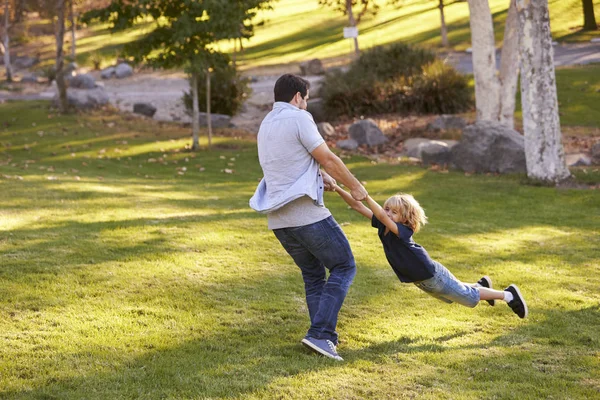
53, 87, 109, 110
115, 63, 133, 79
591, 142, 600, 165
348, 119, 387, 147
336, 139, 359, 151
198, 112, 231, 128
13, 56, 40, 69
300, 59, 325, 75
403, 138, 433, 158
307, 98, 326, 123
420, 141, 454, 166
565, 153, 592, 167
70, 74, 96, 89
427, 115, 467, 132
101, 66, 116, 80
317, 122, 335, 138
20, 74, 38, 84
133, 103, 157, 118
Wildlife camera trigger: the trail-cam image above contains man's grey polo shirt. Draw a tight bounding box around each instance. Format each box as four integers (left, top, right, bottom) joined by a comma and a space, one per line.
249, 102, 331, 229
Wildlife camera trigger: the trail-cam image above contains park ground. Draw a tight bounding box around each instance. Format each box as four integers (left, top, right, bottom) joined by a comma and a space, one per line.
1, 0, 600, 398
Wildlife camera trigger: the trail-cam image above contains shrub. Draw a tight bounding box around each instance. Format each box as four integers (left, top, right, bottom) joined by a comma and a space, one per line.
183, 58, 250, 117
320, 43, 472, 118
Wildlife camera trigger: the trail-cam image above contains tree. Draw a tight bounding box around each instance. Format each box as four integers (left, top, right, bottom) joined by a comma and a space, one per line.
467, 0, 520, 128
82, 0, 272, 151
319, 0, 379, 55
582, 0, 597, 31
1, 0, 13, 82
516, 0, 570, 183
55, 0, 68, 112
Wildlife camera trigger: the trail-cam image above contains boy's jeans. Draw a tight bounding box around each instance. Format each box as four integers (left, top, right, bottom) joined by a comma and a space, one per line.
273, 216, 356, 344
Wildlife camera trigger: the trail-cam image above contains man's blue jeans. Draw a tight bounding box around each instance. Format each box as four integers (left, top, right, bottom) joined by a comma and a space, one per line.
273, 216, 356, 344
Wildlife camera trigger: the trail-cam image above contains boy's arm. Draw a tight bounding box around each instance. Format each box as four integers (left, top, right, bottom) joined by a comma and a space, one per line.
334, 185, 373, 219
365, 196, 399, 235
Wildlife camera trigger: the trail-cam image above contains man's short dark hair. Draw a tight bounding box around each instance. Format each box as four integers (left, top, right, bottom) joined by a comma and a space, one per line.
274, 74, 310, 103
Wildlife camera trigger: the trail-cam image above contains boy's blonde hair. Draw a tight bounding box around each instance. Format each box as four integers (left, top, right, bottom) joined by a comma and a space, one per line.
383, 193, 428, 233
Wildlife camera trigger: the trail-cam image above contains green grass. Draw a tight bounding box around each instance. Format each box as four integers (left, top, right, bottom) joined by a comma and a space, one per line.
1, 102, 599, 398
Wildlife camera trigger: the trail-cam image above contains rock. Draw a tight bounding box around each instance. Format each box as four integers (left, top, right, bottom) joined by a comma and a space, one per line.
101, 66, 116, 80
565, 153, 592, 167
133, 103, 157, 118
591, 143, 600, 165
317, 122, 335, 138
450, 121, 526, 174
13, 56, 40, 69
69, 73, 96, 89
348, 119, 387, 147
20, 74, 38, 84
198, 112, 231, 128
53, 87, 109, 109
336, 139, 359, 151
420, 141, 454, 166
299, 59, 325, 75
307, 98, 326, 123
403, 138, 433, 158
427, 115, 467, 131
115, 63, 133, 79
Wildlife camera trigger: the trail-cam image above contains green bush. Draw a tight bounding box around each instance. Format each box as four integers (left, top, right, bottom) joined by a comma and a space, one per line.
320, 43, 472, 118
183, 58, 251, 117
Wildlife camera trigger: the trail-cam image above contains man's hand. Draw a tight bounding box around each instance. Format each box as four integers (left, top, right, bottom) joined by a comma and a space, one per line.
321, 170, 337, 191
351, 185, 368, 201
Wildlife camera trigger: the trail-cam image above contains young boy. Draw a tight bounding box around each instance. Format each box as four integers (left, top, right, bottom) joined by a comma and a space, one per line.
334, 185, 528, 318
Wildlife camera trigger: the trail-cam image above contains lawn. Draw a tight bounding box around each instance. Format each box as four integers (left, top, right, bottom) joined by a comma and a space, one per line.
1, 101, 599, 399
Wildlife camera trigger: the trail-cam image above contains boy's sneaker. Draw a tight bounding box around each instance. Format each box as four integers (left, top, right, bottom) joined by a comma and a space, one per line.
477, 276, 495, 306
505, 284, 528, 319
301, 337, 343, 361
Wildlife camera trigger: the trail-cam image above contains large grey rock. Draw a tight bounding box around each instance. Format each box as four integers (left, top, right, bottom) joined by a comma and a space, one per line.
133, 103, 157, 118
307, 98, 326, 123
427, 115, 467, 131
450, 121, 526, 174
591, 142, 600, 165
336, 139, 359, 151
115, 63, 133, 79
20, 74, 38, 84
101, 66, 116, 80
420, 141, 454, 166
70, 74, 96, 89
404, 138, 433, 158
53, 87, 109, 109
348, 119, 387, 147
198, 112, 231, 128
300, 59, 325, 75
317, 122, 335, 138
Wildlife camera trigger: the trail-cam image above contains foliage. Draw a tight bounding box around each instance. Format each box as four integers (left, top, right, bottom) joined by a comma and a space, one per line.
0, 101, 599, 399
182, 53, 251, 116
320, 42, 472, 118
318, 0, 380, 23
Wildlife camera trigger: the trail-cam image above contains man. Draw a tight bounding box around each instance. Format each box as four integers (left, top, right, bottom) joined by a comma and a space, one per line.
250, 74, 368, 361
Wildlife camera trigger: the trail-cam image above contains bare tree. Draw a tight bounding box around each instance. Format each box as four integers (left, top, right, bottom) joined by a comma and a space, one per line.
517, 0, 570, 183
438, 0, 449, 48
69, 0, 76, 59
1, 0, 12, 82
319, 0, 379, 55
582, 0, 597, 31
55, 0, 68, 112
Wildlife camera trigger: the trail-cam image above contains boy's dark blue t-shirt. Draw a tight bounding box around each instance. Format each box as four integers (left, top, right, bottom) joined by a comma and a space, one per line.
371, 214, 435, 283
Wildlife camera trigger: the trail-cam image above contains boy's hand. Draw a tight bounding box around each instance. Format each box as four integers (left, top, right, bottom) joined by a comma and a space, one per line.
351, 185, 368, 201
321, 171, 337, 191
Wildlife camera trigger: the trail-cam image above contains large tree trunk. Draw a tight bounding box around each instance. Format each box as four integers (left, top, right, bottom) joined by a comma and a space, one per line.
191, 71, 200, 151
439, 0, 449, 48
582, 0, 597, 30
55, 0, 68, 113
70, 0, 76, 59
346, 0, 359, 56
467, 0, 500, 121
498, 0, 520, 129
517, 0, 570, 183
3, 0, 12, 82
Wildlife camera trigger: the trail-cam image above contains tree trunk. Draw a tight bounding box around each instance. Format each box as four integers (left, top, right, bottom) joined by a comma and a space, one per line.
191, 71, 200, 151
582, 0, 597, 30
346, 0, 359, 55
498, 0, 520, 129
70, 0, 76, 59
206, 68, 212, 149
517, 0, 570, 183
3, 0, 12, 82
55, 0, 68, 113
467, 0, 500, 121
439, 0, 449, 48
15, 0, 23, 23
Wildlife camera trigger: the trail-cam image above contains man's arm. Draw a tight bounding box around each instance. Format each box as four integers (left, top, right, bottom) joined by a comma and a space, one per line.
311, 143, 367, 201
334, 185, 373, 219
365, 196, 399, 235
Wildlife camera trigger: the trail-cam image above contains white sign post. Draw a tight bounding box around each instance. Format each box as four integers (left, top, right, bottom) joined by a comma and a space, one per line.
343, 27, 359, 39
